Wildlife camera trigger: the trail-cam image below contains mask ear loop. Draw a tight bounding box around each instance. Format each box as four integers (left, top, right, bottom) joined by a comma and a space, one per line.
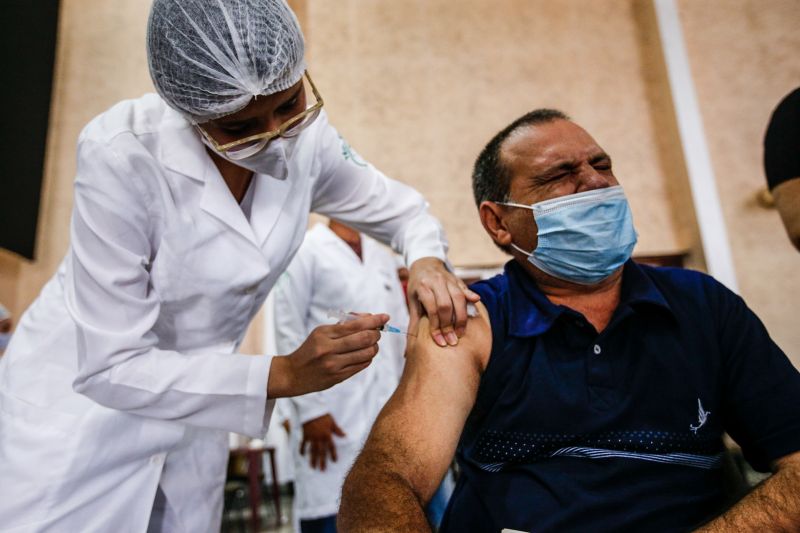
495, 201, 536, 256
496, 200, 534, 211
509, 242, 533, 256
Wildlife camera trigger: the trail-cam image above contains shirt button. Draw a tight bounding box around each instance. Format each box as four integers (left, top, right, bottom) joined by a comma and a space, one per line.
593, 344, 602, 355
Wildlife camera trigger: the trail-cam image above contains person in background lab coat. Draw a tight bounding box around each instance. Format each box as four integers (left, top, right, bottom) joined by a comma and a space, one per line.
273, 221, 408, 533
0, 1, 478, 532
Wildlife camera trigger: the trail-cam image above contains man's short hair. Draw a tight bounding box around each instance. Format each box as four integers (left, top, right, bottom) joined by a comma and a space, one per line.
472, 108, 570, 207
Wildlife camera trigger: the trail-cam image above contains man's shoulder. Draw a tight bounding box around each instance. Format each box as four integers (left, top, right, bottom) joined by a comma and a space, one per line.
469, 271, 509, 293
636, 263, 723, 290
468, 269, 512, 311
633, 263, 738, 315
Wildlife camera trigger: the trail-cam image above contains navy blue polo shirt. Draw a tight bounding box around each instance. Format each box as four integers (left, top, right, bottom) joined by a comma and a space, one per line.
440, 260, 800, 533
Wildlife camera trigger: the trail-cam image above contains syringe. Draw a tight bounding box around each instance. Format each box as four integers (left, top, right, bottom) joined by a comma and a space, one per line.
326, 309, 416, 337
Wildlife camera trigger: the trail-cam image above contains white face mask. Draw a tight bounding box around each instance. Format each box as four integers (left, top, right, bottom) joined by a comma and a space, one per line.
199, 134, 298, 180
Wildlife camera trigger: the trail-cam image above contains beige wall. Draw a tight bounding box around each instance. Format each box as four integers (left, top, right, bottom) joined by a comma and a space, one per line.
0, 0, 796, 361
305, 0, 700, 267
0, 0, 154, 322
678, 0, 800, 359
305, 0, 798, 360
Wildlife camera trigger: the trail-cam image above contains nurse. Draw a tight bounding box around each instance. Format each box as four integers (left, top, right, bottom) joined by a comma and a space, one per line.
0, 1, 478, 531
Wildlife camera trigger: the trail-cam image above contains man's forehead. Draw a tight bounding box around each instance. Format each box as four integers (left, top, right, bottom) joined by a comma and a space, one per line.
502, 120, 605, 168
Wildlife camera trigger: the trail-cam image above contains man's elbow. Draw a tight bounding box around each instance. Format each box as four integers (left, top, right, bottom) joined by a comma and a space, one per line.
338, 452, 431, 533
338, 458, 369, 524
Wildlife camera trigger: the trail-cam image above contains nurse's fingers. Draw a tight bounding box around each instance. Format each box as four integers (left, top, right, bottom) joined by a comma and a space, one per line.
448, 281, 468, 338
334, 361, 372, 383
327, 314, 389, 339
335, 345, 380, 369
414, 284, 446, 347
428, 278, 459, 346
332, 329, 381, 354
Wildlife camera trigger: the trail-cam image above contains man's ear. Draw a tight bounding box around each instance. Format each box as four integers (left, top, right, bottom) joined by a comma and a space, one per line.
773, 177, 800, 252
479, 201, 513, 249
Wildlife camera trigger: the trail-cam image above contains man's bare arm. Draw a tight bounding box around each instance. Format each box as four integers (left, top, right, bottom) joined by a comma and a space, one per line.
338, 304, 491, 532
695, 451, 800, 532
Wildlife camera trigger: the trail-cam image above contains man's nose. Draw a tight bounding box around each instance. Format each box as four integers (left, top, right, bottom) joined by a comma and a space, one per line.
576, 165, 614, 192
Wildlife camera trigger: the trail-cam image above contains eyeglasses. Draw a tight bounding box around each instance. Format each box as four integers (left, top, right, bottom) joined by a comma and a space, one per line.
197, 71, 324, 160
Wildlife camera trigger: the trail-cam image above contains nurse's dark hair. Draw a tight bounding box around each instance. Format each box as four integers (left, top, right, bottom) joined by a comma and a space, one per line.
472, 108, 570, 207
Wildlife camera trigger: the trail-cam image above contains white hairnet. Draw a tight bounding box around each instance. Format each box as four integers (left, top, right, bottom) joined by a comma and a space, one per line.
147, 0, 306, 123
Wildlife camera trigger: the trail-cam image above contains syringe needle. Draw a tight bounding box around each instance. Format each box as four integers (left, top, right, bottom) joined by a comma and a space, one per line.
381, 324, 416, 337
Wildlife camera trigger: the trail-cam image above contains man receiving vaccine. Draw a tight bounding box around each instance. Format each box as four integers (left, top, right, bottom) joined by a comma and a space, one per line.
339, 109, 800, 532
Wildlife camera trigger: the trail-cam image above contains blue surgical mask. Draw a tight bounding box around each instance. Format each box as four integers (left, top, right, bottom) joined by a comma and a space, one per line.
499, 185, 638, 284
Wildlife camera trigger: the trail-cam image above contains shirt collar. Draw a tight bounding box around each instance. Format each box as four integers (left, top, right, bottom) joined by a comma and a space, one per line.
618, 260, 673, 314
505, 260, 565, 337
316, 223, 365, 262
504, 259, 674, 338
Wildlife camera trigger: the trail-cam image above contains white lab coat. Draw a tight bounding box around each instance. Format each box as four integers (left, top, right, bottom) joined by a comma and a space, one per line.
0, 94, 446, 532
272, 224, 408, 525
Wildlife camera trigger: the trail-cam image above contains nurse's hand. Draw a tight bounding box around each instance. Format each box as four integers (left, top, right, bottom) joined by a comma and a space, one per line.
268, 313, 389, 398
301, 413, 346, 471
407, 257, 481, 347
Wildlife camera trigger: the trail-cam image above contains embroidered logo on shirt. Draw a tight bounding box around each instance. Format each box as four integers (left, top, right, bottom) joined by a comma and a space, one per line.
339, 135, 367, 167
689, 398, 710, 434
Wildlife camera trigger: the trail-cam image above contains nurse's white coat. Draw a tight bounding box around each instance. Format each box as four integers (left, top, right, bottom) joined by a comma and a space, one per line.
0, 95, 447, 532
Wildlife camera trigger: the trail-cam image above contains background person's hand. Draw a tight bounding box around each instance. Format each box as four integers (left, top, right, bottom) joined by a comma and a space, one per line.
407, 257, 480, 347
268, 313, 389, 398
300, 414, 346, 471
